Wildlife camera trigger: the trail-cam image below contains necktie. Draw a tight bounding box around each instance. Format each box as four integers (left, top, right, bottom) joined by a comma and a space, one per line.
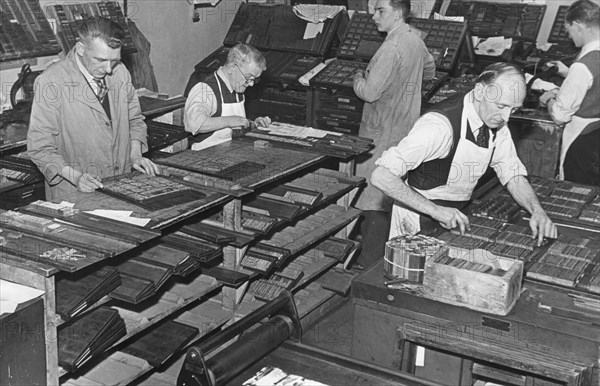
476, 124, 490, 148
93, 78, 108, 102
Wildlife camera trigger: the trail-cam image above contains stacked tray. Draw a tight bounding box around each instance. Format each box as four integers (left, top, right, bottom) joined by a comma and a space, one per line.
0, 0, 61, 62
100, 172, 207, 211
43, 1, 136, 54
56, 266, 122, 320
445, 0, 546, 42
58, 307, 126, 372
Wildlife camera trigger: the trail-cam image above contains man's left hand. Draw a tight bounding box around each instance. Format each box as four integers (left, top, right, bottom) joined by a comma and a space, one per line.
529, 211, 558, 246
353, 70, 364, 83
132, 156, 160, 176
254, 116, 271, 128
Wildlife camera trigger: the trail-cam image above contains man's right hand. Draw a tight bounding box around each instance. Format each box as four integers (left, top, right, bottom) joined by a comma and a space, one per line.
546, 61, 569, 77
433, 206, 471, 234
228, 116, 250, 129
76, 172, 103, 192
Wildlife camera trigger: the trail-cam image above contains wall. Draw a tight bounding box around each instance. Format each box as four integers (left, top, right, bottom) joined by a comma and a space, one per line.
1, 0, 598, 106
1, 0, 126, 110
130, 0, 240, 96
0, 0, 238, 107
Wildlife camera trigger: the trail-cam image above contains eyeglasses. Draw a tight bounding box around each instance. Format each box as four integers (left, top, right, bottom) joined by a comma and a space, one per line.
234, 63, 260, 85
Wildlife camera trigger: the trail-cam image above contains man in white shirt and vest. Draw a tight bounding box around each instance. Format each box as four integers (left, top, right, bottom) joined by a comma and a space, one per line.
371, 63, 557, 246
540, 0, 600, 185
184, 44, 271, 150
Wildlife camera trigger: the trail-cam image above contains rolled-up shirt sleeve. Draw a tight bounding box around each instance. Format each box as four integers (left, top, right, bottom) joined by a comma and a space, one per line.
490, 127, 528, 185
549, 62, 593, 124
376, 112, 454, 177
184, 83, 217, 134
27, 75, 67, 185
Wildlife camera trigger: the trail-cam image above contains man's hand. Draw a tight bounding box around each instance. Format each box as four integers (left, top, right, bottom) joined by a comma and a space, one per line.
529, 210, 557, 246
352, 70, 364, 83
432, 206, 471, 234
546, 60, 569, 77
539, 89, 558, 107
254, 116, 271, 128
228, 116, 250, 129
76, 172, 103, 192
132, 156, 159, 176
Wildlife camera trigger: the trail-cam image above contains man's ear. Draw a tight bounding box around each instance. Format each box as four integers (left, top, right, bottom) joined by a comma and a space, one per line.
75, 41, 85, 56
473, 83, 484, 102
396, 9, 402, 21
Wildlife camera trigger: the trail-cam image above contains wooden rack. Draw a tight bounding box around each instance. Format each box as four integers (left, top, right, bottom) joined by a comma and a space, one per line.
0, 137, 364, 386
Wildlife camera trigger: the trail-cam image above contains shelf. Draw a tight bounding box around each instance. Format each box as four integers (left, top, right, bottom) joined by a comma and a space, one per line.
61, 352, 152, 386
129, 297, 234, 386
261, 205, 361, 256
292, 253, 338, 290
2, 134, 363, 386
110, 274, 221, 347
295, 282, 337, 320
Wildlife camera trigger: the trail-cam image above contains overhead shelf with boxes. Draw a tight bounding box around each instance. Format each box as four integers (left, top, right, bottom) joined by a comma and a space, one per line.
311, 13, 471, 135
185, 2, 345, 127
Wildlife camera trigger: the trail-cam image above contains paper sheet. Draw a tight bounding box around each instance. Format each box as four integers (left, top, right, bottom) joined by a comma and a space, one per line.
475, 36, 512, 56
137, 87, 182, 101
433, 12, 464, 22
525, 73, 559, 92
84, 209, 151, 227
304, 22, 324, 39
293, 4, 345, 23
1, 280, 45, 314
263, 122, 340, 139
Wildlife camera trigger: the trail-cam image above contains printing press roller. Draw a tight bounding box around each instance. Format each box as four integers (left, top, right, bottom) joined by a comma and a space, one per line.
177, 291, 301, 386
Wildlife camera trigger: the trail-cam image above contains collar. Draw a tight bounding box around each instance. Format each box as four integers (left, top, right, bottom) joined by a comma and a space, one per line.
216, 67, 234, 93
464, 91, 485, 132
579, 39, 600, 58
386, 22, 409, 40
75, 53, 96, 85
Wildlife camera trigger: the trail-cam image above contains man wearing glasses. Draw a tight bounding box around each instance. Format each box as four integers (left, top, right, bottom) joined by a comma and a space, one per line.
184, 43, 271, 150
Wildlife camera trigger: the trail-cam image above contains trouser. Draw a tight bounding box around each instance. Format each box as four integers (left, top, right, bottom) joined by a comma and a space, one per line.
355, 210, 392, 268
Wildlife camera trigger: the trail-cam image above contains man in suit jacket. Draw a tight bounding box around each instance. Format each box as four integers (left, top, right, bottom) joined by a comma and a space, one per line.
28, 17, 158, 200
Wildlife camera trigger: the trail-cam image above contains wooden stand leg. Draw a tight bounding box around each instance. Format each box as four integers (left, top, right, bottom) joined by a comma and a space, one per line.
221, 200, 246, 310
0, 263, 59, 386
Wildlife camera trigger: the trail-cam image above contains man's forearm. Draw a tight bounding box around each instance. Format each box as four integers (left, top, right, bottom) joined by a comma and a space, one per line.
191, 116, 246, 134
506, 175, 545, 215
371, 166, 438, 217
130, 139, 144, 159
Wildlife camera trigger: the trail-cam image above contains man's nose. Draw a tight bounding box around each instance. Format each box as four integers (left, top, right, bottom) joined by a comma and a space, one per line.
501, 107, 512, 121
105, 61, 113, 74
